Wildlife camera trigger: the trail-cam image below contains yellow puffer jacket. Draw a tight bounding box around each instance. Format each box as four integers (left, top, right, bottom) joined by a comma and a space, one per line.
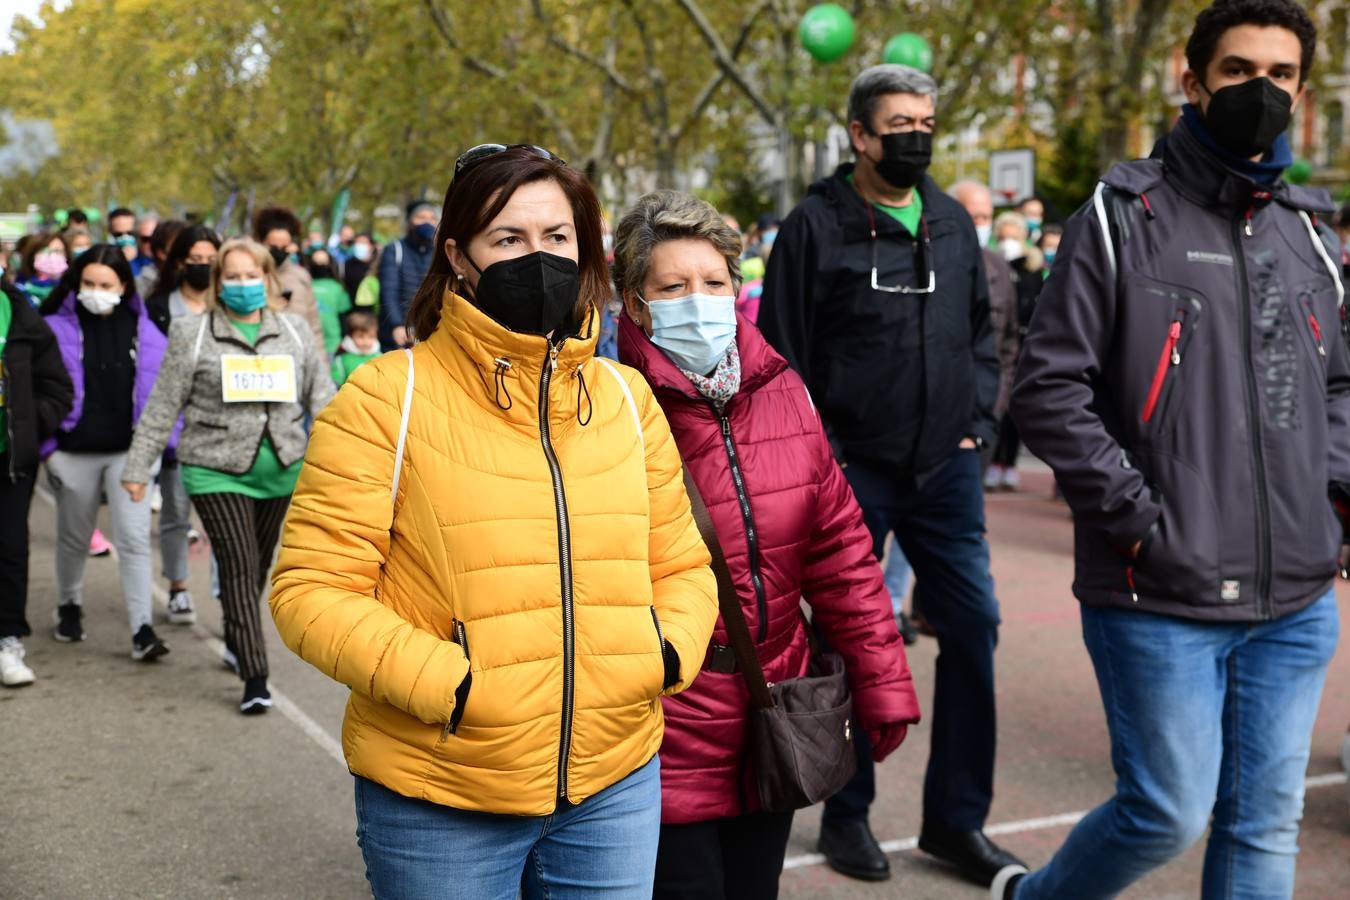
270, 291, 718, 815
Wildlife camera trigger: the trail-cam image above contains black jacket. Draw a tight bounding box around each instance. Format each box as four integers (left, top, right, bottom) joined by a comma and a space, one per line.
759, 165, 999, 481
1012, 119, 1349, 622
1, 283, 74, 477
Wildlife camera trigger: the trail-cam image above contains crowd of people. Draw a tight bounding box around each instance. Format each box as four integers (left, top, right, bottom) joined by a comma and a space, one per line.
2, 1, 1348, 898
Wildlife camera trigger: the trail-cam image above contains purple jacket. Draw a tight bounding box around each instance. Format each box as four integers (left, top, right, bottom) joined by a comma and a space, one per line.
41, 291, 173, 459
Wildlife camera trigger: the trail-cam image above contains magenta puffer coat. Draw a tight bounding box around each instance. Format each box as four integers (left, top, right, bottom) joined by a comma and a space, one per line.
619, 313, 920, 824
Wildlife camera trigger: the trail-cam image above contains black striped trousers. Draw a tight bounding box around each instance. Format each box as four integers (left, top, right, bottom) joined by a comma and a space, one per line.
191, 492, 291, 682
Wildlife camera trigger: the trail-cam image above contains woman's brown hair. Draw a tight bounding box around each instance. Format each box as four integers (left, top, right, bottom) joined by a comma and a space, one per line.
405, 147, 609, 341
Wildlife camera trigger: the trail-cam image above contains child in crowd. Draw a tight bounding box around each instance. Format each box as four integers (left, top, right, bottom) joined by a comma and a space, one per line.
330, 309, 381, 387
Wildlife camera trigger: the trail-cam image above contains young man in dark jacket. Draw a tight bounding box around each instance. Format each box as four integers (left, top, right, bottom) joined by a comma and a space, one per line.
760, 65, 1015, 886
377, 201, 438, 349
0, 281, 74, 686
1002, 2, 1345, 897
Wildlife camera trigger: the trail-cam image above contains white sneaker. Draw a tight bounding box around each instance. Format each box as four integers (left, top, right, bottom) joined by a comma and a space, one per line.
990, 864, 1029, 899
167, 589, 197, 625
984, 465, 1004, 491
1001, 467, 1022, 492
0, 636, 35, 687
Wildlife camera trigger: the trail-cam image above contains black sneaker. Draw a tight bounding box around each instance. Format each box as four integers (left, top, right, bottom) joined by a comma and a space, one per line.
54, 603, 86, 642
131, 624, 169, 662
240, 678, 272, 715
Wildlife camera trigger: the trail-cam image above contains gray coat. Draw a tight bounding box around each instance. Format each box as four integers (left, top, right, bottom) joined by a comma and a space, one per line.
1012, 119, 1349, 623
124, 308, 335, 484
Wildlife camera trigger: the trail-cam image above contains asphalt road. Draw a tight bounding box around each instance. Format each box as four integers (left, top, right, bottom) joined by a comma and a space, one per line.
4, 466, 1347, 899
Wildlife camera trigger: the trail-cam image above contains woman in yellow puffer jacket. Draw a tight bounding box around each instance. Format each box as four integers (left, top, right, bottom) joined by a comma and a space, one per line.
269, 145, 718, 900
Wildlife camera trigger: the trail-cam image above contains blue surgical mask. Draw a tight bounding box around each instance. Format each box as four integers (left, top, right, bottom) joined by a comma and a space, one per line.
643, 292, 737, 375
220, 278, 268, 313
1026, 218, 1042, 232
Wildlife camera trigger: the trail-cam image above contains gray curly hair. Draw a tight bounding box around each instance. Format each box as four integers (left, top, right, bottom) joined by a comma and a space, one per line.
612, 191, 743, 300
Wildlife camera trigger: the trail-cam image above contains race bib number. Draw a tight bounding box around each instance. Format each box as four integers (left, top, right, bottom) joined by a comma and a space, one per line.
220, 355, 297, 404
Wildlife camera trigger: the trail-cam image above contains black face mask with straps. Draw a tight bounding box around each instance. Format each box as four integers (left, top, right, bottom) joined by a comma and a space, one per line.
466, 251, 580, 338
875, 131, 933, 190
1202, 76, 1293, 159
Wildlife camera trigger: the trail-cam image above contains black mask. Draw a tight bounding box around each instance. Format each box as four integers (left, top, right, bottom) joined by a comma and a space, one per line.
875, 131, 933, 189
1202, 77, 1293, 159
183, 263, 212, 291
268, 246, 288, 268
468, 251, 580, 337
311, 265, 334, 280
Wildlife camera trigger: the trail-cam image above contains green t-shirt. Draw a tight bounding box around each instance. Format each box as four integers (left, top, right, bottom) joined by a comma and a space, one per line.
180, 316, 302, 499
848, 173, 923, 236
331, 350, 380, 387
313, 277, 352, 357
0, 291, 11, 454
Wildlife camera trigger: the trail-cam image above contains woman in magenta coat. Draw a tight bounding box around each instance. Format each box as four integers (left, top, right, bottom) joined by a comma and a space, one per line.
614, 191, 920, 899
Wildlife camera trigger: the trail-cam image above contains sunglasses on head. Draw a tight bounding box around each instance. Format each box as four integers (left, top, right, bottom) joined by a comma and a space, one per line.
453, 144, 564, 180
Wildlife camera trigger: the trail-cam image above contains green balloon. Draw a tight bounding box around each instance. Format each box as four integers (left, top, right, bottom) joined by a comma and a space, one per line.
883, 32, 934, 72
799, 4, 855, 63
83, 207, 102, 223
1286, 158, 1313, 185
53, 208, 68, 226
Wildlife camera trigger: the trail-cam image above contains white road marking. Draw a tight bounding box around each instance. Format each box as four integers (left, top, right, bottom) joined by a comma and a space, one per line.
783, 772, 1350, 871
35, 484, 348, 767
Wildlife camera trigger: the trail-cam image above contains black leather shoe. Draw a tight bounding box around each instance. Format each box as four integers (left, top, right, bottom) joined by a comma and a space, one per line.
818, 819, 891, 882
918, 822, 1026, 886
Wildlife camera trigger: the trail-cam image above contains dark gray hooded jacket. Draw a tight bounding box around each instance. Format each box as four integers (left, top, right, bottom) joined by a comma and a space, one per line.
1012, 119, 1348, 622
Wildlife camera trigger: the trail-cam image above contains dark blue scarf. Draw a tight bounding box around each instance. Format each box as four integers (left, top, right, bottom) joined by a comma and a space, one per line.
1181, 103, 1292, 186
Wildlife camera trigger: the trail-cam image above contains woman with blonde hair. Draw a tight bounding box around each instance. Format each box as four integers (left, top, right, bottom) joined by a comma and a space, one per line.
122, 237, 333, 714
268, 145, 717, 898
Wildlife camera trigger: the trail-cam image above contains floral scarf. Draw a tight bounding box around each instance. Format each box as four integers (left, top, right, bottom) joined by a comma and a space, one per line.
680, 342, 741, 411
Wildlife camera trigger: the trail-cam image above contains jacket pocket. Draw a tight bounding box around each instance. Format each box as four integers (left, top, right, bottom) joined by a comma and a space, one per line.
649, 606, 672, 694
440, 618, 471, 743
1296, 292, 1328, 395
1132, 452, 1223, 603
1140, 299, 1202, 429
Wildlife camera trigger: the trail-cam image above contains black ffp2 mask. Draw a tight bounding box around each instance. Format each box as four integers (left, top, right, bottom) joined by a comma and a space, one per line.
1203, 77, 1293, 159
183, 263, 212, 291
468, 251, 580, 337
876, 131, 933, 189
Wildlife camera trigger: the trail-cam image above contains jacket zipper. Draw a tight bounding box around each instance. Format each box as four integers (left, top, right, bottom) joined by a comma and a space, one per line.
1234, 222, 1273, 618
440, 619, 471, 742
1307, 312, 1326, 359
540, 344, 577, 802
1141, 315, 1184, 423
649, 606, 666, 653
712, 405, 769, 642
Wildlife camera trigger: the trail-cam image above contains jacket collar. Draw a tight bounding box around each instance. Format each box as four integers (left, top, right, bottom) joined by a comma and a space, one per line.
429, 289, 600, 431
812, 163, 957, 235
208, 307, 283, 350
617, 311, 786, 407
1161, 117, 1333, 216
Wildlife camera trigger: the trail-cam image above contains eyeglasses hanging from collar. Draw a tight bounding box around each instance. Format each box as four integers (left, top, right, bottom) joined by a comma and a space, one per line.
866, 205, 936, 294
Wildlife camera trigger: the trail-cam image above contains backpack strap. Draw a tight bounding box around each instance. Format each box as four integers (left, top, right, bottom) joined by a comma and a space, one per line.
393, 239, 403, 269
391, 348, 415, 505
595, 358, 644, 455
1092, 181, 1118, 283
192, 314, 209, 365
1299, 211, 1345, 309
277, 312, 305, 347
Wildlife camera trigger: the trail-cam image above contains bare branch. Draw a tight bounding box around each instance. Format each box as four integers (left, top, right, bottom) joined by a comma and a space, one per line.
675, 0, 778, 126
422, 0, 581, 158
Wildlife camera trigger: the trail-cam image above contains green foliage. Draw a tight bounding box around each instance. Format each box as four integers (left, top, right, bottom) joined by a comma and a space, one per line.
0, 0, 1263, 224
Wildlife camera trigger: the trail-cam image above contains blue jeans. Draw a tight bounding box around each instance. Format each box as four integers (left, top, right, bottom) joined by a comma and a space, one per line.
355, 756, 661, 900
1017, 590, 1340, 900
824, 449, 1001, 831
883, 534, 912, 617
